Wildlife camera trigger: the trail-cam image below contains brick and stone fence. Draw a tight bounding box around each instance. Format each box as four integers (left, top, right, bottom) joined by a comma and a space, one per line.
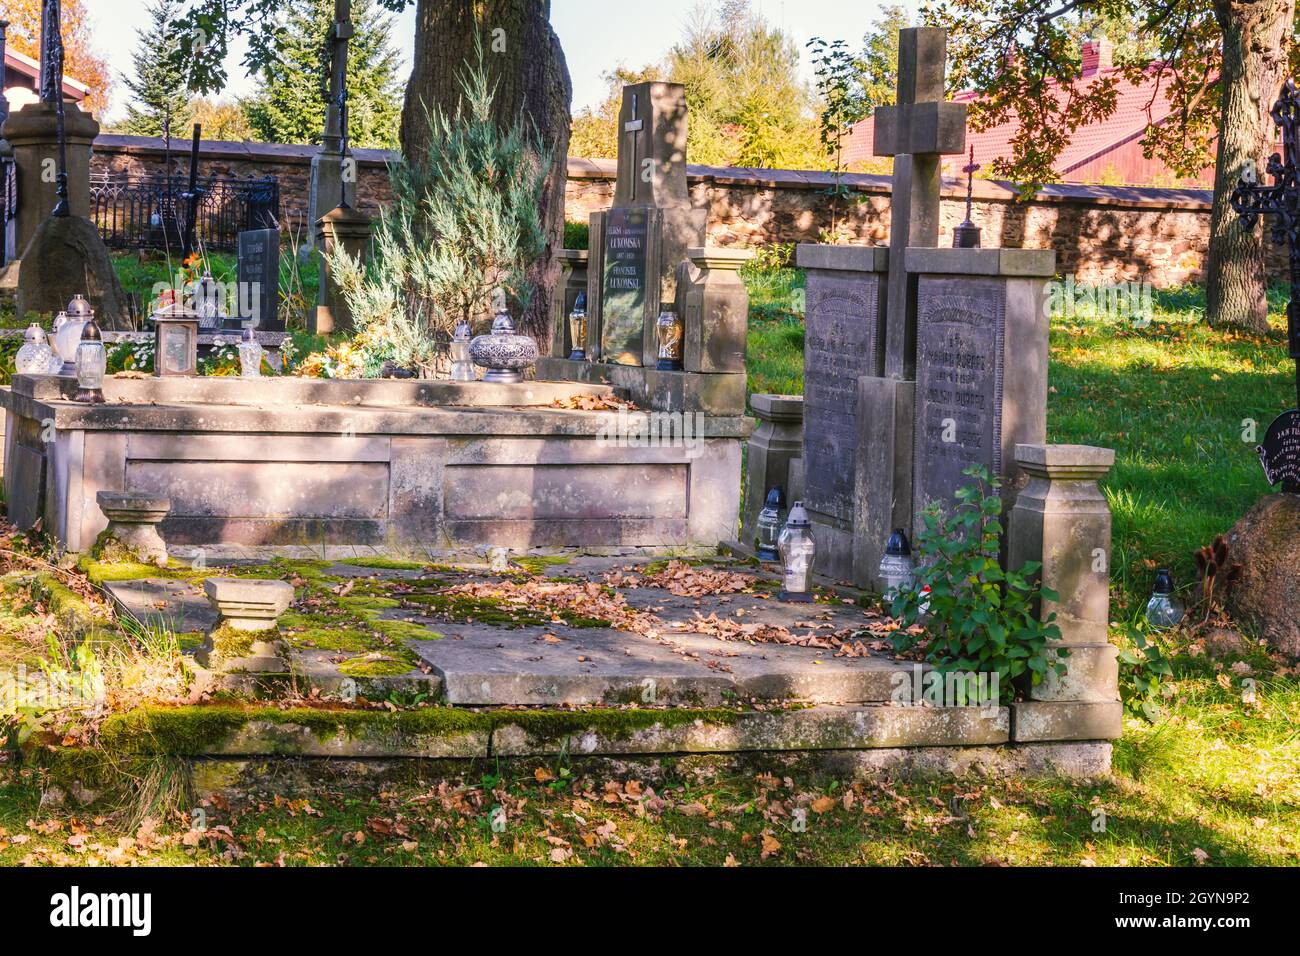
89, 135, 1286, 286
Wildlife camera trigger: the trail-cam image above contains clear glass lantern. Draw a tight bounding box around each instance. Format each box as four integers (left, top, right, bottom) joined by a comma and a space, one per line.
52, 309, 88, 375
238, 327, 264, 377
15, 324, 55, 376
777, 501, 816, 603
568, 291, 588, 361
754, 487, 785, 561
656, 309, 684, 371
1145, 568, 1184, 629
450, 320, 477, 382
74, 319, 107, 404
878, 528, 917, 600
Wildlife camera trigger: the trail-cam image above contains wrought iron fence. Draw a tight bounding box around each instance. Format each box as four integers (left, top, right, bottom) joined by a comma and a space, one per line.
0, 156, 17, 267
90, 172, 279, 254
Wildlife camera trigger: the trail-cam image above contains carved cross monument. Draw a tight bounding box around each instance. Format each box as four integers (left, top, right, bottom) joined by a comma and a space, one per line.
307, 0, 357, 248
38, 0, 70, 217
871, 28, 967, 379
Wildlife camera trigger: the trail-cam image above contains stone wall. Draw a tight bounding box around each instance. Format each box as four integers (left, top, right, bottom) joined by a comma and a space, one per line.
90, 137, 1284, 284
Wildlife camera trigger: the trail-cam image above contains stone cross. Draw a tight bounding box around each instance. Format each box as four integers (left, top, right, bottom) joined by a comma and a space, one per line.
872, 27, 967, 379
322, 0, 354, 156
623, 93, 645, 203
38, 0, 70, 217
612, 83, 690, 210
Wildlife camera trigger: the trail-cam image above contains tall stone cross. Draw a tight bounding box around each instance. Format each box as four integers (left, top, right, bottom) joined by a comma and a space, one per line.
38, 0, 70, 217
623, 93, 645, 203
322, 0, 354, 156
872, 27, 967, 380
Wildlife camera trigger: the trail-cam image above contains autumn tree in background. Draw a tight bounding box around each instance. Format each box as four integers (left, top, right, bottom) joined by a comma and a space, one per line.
928, 0, 1297, 334
190, 97, 253, 141
0, 0, 112, 115
569, 64, 664, 161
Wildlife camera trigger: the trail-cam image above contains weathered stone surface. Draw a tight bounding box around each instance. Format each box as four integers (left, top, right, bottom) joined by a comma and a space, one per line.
96, 491, 170, 567
1011, 700, 1122, 742
15, 215, 131, 328
204, 578, 294, 632
491, 703, 1009, 756
104, 579, 219, 635
912, 268, 1050, 538
683, 247, 752, 373
740, 394, 803, 551
824, 741, 1112, 779
1034, 642, 1120, 703
852, 376, 916, 591
1225, 494, 1300, 658
5, 102, 99, 259
313, 203, 372, 334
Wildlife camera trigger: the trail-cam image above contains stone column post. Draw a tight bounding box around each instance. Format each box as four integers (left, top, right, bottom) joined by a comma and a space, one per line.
549, 248, 589, 357
740, 394, 804, 552
313, 204, 373, 335
1008, 443, 1120, 706
683, 247, 752, 373
2, 102, 99, 259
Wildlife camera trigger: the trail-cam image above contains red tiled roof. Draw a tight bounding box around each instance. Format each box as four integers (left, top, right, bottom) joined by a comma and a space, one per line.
843, 61, 1201, 184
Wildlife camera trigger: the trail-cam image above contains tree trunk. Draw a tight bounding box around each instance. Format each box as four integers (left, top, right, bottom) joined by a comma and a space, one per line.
1207, 0, 1294, 333
401, 0, 572, 345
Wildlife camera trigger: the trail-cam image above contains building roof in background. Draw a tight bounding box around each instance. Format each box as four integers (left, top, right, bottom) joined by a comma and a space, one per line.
3, 46, 90, 101
843, 38, 1204, 185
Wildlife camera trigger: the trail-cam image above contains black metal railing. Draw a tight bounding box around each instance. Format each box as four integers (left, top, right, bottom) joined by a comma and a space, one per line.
0, 156, 17, 266
90, 172, 279, 253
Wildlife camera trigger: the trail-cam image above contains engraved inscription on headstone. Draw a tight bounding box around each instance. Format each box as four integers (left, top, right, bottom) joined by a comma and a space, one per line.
913, 276, 1005, 522
602, 206, 652, 365
238, 228, 282, 331
803, 275, 881, 524
1258, 409, 1300, 490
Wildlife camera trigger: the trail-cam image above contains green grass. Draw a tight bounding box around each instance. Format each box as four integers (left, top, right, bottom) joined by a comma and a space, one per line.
742, 274, 1294, 613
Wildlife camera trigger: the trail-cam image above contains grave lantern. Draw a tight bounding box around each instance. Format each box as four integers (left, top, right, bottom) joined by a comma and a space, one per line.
878, 528, 916, 600
150, 301, 201, 377
777, 501, 816, 603
656, 309, 684, 371
450, 320, 477, 382
1144, 568, 1184, 629
754, 487, 785, 561
15, 324, 55, 376
568, 291, 588, 361
469, 311, 538, 384
238, 327, 264, 378
73, 318, 106, 404
52, 305, 91, 376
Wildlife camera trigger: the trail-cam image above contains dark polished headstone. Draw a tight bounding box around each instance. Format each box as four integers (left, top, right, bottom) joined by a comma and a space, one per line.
237, 228, 282, 331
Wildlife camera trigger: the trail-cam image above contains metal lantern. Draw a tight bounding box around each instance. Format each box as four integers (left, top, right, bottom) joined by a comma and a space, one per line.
73, 318, 106, 404
238, 327, 264, 378
450, 320, 477, 382
878, 528, 917, 599
194, 272, 226, 328
755, 487, 785, 561
469, 311, 538, 384
66, 294, 93, 320
15, 324, 55, 376
1144, 568, 1185, 629
656, 309, 684, 371
150, 301, 201, 377
777, 501, 816, 603
568, 291, 588, 361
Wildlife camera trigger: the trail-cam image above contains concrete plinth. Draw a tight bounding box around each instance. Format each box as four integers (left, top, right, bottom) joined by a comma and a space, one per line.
204, 578, 294, 632
313, 204, 373, 334
2, 102, 98, 258
740, 394, 803, 552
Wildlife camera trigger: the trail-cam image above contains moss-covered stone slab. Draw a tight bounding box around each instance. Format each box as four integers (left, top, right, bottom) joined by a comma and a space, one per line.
491, 704, 1010, 756
98, 706, 490, 758
103, 579, 218, 635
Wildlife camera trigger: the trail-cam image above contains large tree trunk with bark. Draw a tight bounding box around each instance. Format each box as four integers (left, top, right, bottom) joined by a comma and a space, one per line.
401, 0, 572, 344
1207, 0, 1294, 333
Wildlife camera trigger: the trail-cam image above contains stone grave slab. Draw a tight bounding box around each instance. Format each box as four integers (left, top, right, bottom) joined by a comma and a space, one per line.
103, 579, 218, 635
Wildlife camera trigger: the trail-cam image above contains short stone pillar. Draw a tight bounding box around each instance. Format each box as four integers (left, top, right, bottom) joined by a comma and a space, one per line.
2, 102, 99, 259
684, 247, 753, 373
202, 578, 294, 674
312, 203, 373, 334
1008, 444, 1119, 703
741, 394, 804, 552
549, 248, 590, 357
306, 149, 359, 251
95, 492, 171, 568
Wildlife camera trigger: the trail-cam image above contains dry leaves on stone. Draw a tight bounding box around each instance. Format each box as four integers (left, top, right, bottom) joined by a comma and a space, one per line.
638, 561, 759, 597
550, 395, 638, 411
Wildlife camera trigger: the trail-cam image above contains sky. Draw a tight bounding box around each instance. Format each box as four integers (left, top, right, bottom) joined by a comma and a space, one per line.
86, 0, 893, 124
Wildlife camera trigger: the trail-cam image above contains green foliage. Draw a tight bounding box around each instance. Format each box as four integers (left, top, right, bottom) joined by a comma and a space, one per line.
562, 220, 590, 251
241, 0, 404, 148
889, 467, 1063, 702
118, 0, 193, 138
1116, 624, 1174, 721
325, 49, 548, 374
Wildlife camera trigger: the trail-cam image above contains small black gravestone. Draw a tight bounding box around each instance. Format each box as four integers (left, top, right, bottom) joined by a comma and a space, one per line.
237, 228, 282, 331
1258, 409, 1300, 493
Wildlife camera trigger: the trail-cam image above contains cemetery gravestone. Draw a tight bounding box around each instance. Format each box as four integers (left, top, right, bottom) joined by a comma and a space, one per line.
237, 228, 282, 331
602, 206, 656, 365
